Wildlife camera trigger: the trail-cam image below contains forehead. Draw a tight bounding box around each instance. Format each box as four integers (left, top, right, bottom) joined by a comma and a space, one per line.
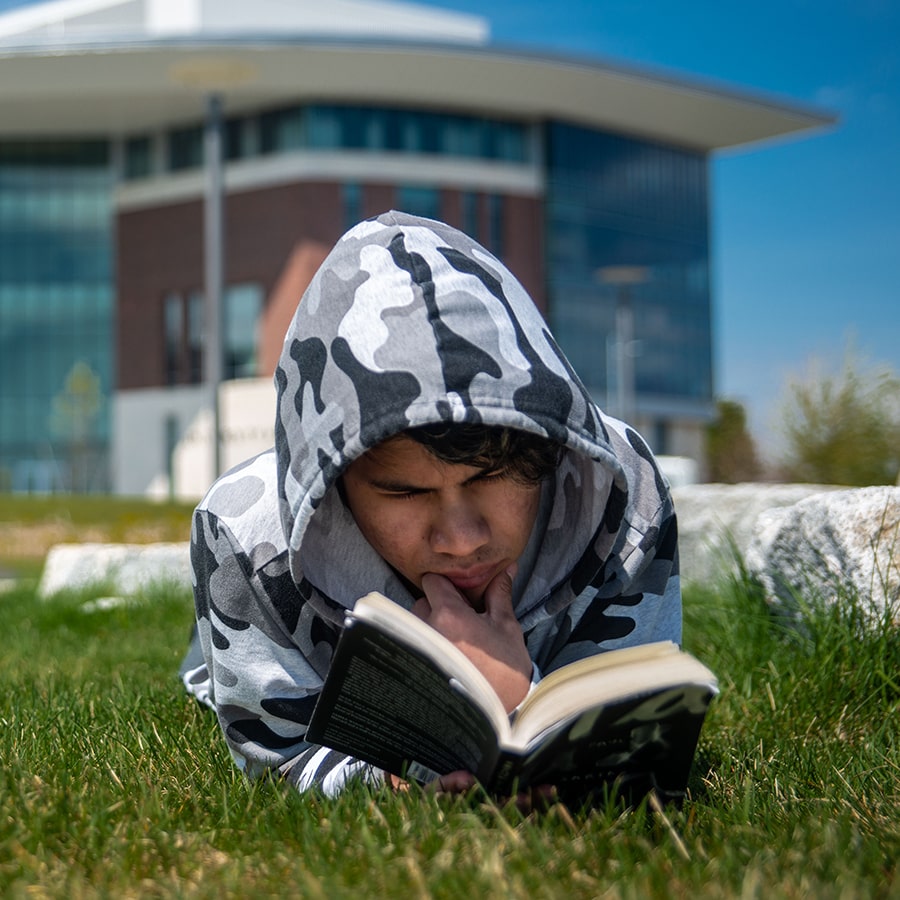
351, 434, 479, 483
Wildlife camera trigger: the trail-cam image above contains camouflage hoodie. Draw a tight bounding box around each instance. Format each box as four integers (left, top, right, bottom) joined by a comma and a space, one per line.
183, 211, 681, 795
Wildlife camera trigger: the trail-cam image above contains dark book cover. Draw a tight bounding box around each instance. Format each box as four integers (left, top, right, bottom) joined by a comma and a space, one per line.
307, 598, 717, 803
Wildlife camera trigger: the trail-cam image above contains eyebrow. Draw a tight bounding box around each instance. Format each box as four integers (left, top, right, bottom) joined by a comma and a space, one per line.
367, 467, 499, 493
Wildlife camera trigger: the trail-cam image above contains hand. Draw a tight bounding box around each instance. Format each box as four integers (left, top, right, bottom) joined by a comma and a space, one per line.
512, 783, 558, 815
383, 769, 476, 795
428, 771, 558, 814
384, 771, 411, 792
429, 770, 477, 795
412, 565, 531, 712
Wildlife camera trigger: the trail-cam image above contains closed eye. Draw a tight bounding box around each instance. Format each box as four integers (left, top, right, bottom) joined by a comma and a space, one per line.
384, 488, 428, 501
371, 482, 431, 500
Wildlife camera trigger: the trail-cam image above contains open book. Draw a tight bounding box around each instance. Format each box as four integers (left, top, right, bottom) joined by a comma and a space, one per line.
307, 592, 718, 804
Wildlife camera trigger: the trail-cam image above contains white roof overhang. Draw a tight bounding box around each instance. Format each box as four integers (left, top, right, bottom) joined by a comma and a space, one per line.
0, 38, 835, 152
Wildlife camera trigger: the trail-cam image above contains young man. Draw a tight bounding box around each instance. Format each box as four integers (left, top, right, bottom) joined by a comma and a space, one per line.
182, 211, 681, 796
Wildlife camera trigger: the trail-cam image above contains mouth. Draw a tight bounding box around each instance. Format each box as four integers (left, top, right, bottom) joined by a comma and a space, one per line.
438, 564, 501, 594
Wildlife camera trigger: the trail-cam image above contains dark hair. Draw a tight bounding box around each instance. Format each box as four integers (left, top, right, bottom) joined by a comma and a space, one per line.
404, 423, 564, 485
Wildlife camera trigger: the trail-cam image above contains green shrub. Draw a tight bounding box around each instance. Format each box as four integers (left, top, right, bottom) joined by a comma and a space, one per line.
779, 351, 900, 485
705, 399, 761, 483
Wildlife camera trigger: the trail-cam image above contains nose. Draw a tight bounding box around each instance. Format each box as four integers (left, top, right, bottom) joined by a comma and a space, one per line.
429, 495, 490, 557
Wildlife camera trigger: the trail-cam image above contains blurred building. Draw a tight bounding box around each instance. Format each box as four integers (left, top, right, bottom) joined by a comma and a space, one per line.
0, 0, 832, 496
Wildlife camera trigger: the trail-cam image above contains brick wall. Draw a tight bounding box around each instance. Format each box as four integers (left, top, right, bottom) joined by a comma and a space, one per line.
116, 181, 544, 389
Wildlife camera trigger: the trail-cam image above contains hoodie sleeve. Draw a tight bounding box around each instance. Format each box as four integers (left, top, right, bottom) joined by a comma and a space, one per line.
600, 501, 683, 649
533, 499, 682, 676
190, 507, 383, 796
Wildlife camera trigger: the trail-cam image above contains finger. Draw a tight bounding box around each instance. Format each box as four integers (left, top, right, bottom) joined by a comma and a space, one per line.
512, 783, 556, 814
482, 562, 518, 620
429, 770, 476, 794
420, 572, 468, 613
410, 596, 431, 621
514, 790, 533, 814
531, 783, 558, 811
384, 771, 411, 792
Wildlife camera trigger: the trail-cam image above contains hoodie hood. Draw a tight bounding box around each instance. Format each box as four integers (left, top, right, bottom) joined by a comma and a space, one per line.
274, 211, 647, 620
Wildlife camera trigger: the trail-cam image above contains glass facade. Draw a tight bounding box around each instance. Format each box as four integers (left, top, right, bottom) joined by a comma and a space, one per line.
0, 141, 113, 492
0, 109, 714, 493
545, 122, 712, 411
124, 103, 534, 181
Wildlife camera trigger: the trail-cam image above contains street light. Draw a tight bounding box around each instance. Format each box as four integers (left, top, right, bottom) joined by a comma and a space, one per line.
596, 265, 649, 423
168, 58, 257, 480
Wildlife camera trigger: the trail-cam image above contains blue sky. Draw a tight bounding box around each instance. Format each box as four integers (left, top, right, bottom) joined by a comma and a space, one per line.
426, 0, 899, 456
1, 0, 897, 456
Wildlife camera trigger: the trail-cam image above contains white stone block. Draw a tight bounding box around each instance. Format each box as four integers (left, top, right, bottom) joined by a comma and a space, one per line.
38, 542, 191, 599
671, 483, 839, 586
745, 487, 900, 621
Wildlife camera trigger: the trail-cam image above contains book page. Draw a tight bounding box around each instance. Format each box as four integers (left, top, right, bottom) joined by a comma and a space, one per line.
521, 641, 680, 710
511, 647, 717, 750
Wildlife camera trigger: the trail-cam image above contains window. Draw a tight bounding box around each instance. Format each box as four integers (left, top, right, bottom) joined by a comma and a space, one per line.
397, 185, 440, 221
168, 126, 204, 171
226, 117, 259, 160
163, 292, 183, 385
168, 286, 262, 384
155, 105, 534, 173
259, 108, 300, 154
164, 413, 179, 498
188, 291, 204, 384
487, 194, 504, 256
652, 419, 669, 455
461, 191, 480, 242
124, 136, 153, 180
306, 107, 341, 149
487, 121, 528, 162
343, 182, 363, 232
444, 117, 484, 158
224, 283, 263, 380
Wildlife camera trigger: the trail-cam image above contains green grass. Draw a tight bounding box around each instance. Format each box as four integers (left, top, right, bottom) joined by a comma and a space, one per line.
0, 571, 897, 897
0, 492, 195, 531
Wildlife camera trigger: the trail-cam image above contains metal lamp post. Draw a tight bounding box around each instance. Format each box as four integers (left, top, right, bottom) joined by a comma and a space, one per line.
203, 91, 224, 479
597, 265, 649, 423
169, 59, 256, 481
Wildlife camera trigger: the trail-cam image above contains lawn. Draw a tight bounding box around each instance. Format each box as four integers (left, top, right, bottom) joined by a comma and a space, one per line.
0, 494, 194, 579
0, 504, 897, 897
